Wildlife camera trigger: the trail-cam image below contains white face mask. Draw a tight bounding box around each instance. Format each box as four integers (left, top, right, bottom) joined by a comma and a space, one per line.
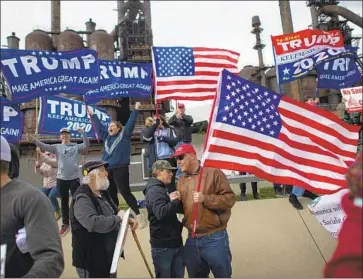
96, 175, 110, 191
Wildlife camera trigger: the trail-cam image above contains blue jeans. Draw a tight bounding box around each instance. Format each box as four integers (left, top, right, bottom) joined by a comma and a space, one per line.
151, 247, 185, 278
40, 187, 59, 212
292, 186, 305, 197
184, 230, 232, 278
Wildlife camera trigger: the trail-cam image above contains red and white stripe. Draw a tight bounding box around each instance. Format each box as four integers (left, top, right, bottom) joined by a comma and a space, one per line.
154, 47, 240, 102
202, 95, 360, 195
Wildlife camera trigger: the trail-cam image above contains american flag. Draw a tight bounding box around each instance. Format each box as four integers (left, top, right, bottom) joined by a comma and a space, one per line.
201, 69, 360, 194
151, 47, 240, 102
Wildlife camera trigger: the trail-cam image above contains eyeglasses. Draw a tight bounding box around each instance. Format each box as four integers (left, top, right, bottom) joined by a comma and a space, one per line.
176, 154, 185, 161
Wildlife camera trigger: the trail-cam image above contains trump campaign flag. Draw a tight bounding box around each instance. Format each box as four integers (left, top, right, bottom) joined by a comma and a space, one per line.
152, 47, 240, 102
0, 96, 24, 143
271, 29, 345, 84
316, 46, 361, 89
201, 69, 360, 194
0, 48, 100, 104
37, 95, 111, 139
84, 60, 152, 104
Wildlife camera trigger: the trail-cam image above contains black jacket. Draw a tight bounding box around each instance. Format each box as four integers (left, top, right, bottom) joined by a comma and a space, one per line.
168, 114, 193, 143
143, 178, 183, 248
70, 184, 119, 278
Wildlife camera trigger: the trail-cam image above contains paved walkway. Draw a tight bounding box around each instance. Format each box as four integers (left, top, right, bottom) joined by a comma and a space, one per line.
60, 197, 336, 278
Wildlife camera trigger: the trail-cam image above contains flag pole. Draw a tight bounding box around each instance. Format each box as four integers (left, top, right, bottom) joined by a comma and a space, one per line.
271, 38, 283, 95
35, 97, 40, 161
191, 73, 222, 238
131, 229, 154, 278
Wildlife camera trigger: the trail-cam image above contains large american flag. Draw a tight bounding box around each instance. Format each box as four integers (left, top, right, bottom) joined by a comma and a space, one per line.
201, 69, 360, 194
151, 47, 240, 102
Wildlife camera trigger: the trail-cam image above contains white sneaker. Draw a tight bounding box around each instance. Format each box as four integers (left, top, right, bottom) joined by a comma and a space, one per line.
136, 213, 147, 229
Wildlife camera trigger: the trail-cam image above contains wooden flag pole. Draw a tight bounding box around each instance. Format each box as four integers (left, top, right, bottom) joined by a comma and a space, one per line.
131, 229, 154, 278
191, 80, 220, 238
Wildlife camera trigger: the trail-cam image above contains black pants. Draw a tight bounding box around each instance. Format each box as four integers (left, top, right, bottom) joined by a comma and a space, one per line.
107, 165, 140, 215
239, 172, 258, 195
57, 178, 80, 225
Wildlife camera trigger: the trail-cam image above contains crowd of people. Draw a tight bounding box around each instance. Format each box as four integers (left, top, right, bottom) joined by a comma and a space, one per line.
1, 101, 362, 278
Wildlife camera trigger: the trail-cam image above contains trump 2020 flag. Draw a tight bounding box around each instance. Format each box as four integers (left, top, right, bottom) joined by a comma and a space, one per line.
316, 46, 361, 89
271, 29, 345, 84
0, 48, 100, 104
201, 69, 360, 194
0, 96, 24, 143
152, 46, 240, 102
84, 60, 152, 104
38, 95, 110, 139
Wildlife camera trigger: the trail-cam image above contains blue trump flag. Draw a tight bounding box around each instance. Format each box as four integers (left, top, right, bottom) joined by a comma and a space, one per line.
84, 60, 152, 104
37, 95, 111, 139
0, 48, 100, 104
316, 46, 361, 89
0, 96, 24, 143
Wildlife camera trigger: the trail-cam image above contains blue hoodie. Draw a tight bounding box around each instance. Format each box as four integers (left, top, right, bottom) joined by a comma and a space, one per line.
92, 110, 138, 168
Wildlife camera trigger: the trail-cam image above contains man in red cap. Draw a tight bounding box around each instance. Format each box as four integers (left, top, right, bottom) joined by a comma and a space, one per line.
171, 144, 235, 278
168, 103, 194, 181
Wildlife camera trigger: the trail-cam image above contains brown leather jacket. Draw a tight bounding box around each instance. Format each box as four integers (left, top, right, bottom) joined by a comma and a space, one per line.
177, 165, 235, 237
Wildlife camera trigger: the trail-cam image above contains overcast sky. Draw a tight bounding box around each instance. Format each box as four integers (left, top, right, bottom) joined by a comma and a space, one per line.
1, 1, 362, 109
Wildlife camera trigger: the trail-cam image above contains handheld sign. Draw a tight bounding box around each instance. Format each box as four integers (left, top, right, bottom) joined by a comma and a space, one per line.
84, 60, 152, 104
37, 95, 111, 139
110, 208, 131, 275
308, 189, 349, 239
340, 86, 362, 113
0, 48, 100, 104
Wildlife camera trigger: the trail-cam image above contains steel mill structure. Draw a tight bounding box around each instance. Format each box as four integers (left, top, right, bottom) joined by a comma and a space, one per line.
3, 0, 170, 156
240, 0, 362, 117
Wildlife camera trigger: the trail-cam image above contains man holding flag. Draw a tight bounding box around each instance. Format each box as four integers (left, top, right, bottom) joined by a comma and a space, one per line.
172, 144, 235, 278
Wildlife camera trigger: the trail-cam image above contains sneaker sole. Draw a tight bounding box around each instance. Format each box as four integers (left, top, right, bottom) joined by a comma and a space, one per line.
60, 227, 70, 237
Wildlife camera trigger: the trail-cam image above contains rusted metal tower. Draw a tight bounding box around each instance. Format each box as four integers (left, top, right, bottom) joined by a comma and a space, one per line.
251, 16, 267, 87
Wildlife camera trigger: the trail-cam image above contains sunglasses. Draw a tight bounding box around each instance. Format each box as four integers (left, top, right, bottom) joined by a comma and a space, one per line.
176, 154, 185, 161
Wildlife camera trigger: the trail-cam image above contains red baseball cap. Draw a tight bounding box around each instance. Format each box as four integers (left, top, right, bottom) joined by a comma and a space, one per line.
172, 144, 196, 158
177, 103, 185, 109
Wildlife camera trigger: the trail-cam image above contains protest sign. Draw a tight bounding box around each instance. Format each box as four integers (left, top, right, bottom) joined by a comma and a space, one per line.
0, 244, 6, 278
340, 86, 362, 113
316, 46, 361, 89
0, 96, 24, 143
84, 60, 152, 104
0, 48, 100, 104
110, 208, 131, 275
308, 189, 349, 239
37, 95, 111, 139
271, 29, 345, 84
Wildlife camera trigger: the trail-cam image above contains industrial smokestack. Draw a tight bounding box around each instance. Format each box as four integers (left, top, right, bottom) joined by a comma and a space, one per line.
51, 0, 61, 48
85, 18, 96, 47
7, 32, 20, 49
251, 16, 267, 87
